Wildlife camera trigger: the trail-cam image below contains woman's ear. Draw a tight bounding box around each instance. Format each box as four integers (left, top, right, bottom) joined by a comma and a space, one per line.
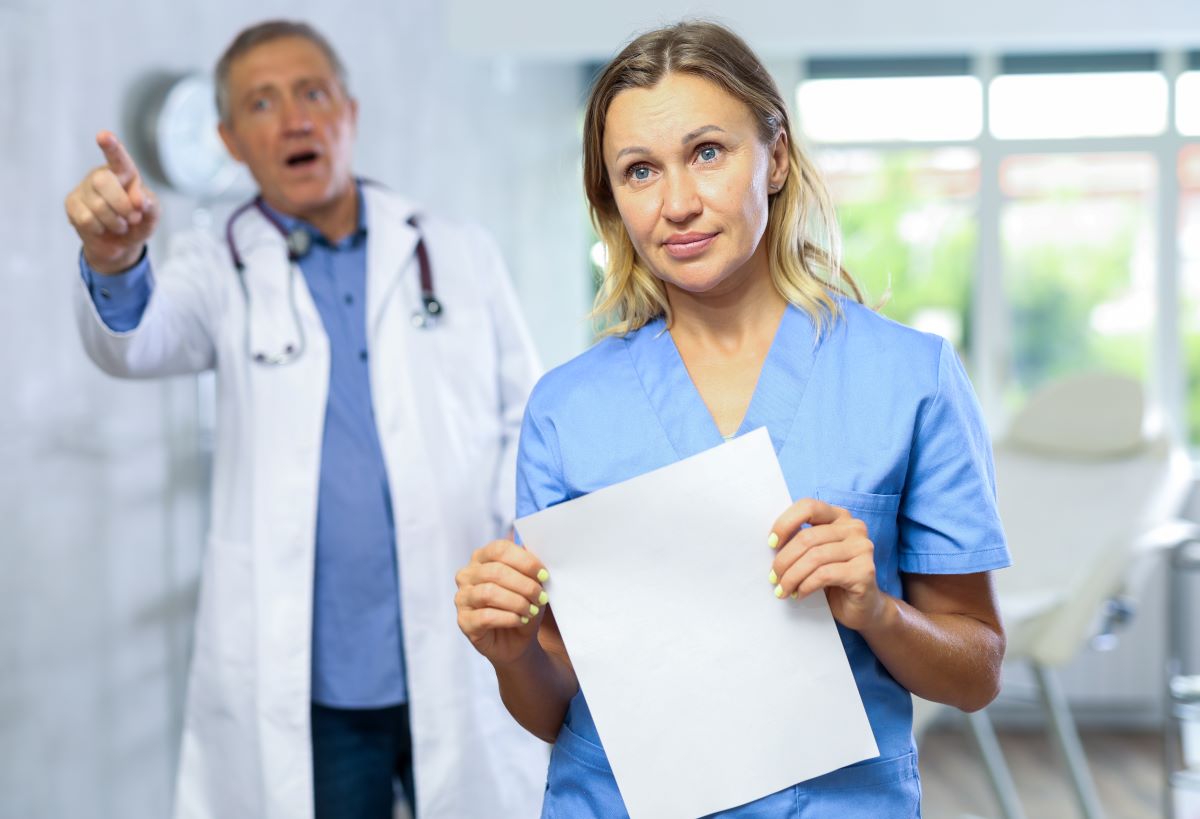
767, 131, 790, 194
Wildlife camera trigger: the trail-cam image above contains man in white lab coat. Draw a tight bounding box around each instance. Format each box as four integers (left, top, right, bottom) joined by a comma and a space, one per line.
63, 19, 547, 819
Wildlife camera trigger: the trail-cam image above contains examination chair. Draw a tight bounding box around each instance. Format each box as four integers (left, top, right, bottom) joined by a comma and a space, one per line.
913, 372, 1193, 819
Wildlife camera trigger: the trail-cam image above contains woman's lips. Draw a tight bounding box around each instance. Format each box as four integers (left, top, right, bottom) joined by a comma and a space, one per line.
663, 232, 716, 259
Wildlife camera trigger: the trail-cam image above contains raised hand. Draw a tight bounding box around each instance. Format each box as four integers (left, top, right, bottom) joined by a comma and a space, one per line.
64, 131, 159, 274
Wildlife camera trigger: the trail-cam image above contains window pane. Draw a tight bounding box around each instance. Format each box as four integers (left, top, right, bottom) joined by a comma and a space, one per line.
1179, 72, 1200, 136
1179, 146, 1200, 445
819, 148, 979, 353
797, 77, 982, 143
1001, 153, 1156, 410
990, 73, 1168, 139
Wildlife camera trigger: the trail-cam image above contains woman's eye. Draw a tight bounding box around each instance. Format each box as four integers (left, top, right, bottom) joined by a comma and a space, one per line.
629, 165, 652, 181
697, 145, 720, 162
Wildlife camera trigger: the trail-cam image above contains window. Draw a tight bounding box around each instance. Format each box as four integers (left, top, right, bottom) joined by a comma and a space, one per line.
798, 77, 982, 143
1179, 71, 1200, 136
1180, 146, 1200, 442
797, 57, 980, 144
990, 53, 1167, 139
1000, 153, 1156, 407
797, 50, 1198, 448
819, 148, 978, 351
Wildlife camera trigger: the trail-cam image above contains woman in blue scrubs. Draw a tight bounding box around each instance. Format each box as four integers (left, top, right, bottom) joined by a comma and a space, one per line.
455, 20, 1009, 818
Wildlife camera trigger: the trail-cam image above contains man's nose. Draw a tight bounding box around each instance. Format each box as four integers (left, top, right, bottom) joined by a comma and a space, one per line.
280, 98, 314, 133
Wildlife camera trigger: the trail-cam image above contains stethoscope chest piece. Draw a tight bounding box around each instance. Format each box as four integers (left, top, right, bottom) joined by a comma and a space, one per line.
412, 295, 443, 328
285, 228, 312, 261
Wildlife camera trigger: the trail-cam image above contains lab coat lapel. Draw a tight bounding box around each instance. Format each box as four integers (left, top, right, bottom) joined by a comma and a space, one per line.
362, 185, 420, 336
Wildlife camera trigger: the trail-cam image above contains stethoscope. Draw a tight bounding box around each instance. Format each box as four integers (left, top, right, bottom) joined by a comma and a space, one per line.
226, 193, 443, 366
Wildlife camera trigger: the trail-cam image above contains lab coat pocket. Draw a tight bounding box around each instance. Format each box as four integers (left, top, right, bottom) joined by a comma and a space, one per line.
433, 305, 494, 378
815, 488, 902, 589
428, 305, 500, 441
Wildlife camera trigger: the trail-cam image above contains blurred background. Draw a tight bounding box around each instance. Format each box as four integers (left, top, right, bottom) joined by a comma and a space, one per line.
3, 0, 1200, 817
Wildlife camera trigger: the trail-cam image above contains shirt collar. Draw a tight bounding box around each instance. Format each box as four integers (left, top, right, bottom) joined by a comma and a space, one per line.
258, 179, 368, 250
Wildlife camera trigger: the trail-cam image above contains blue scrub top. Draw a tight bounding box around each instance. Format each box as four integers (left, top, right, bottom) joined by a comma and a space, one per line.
516, 298, 1010, 818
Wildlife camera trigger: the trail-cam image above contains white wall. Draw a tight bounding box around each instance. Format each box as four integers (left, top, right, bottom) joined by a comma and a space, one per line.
0, 2, 588, 817
449, 0, 1200, 59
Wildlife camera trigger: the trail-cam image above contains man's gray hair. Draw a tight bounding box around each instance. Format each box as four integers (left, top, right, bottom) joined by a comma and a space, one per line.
214, 20, 349, 123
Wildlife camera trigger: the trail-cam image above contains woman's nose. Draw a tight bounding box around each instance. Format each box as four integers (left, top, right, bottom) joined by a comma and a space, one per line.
661, 170, 702, 223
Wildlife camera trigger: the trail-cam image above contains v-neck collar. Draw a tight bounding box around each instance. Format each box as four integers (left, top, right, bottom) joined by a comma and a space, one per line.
624, 304, 821, 461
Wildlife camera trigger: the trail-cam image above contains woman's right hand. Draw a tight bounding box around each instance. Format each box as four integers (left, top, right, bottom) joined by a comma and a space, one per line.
455, 539, 550, 667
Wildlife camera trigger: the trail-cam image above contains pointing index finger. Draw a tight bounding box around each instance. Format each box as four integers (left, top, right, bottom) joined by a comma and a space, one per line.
96, 131, 140, 188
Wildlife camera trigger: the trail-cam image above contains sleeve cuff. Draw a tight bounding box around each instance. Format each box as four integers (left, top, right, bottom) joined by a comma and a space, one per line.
78, 248, 152, 332
899, 544, 1013, 575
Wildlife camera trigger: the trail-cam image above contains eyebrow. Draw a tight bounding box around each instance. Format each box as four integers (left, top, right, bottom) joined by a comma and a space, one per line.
681, 124, 725, 143
614, 124, 727, 161
241, 76, 330, 99
242, 84, 280, 101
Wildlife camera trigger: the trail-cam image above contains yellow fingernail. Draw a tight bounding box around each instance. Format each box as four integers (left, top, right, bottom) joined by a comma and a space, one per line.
537, 568, 550, 583
538, 591, 549, 605
774, 584, 784, 598
521, 616, 530, 625
768, 569, 778, 585
529, 604, 539, 616
767, 532, 779, 549
791, 591, 799, 599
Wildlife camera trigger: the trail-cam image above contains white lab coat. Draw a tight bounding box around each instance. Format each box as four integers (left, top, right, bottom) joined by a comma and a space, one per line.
74, 185, 550, 819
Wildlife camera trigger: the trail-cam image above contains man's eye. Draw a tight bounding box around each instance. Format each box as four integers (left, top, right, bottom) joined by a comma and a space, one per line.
698, 145, 720, 162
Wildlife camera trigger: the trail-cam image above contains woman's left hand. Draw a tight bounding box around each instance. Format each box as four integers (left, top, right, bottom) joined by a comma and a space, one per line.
769, 498, 890, 633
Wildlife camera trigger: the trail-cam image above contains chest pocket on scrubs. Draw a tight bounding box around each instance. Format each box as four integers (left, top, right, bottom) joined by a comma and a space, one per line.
815, 488, 902, 597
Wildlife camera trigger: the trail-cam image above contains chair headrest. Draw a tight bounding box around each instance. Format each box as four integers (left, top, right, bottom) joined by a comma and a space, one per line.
1003, 372, 1146, 457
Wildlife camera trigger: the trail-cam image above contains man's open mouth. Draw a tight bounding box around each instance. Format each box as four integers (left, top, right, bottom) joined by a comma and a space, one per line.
285, 150, 319, 167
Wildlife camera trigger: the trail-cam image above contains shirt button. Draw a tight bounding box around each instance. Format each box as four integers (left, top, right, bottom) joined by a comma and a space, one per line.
344, 294, 353, 305
99, 288, 111, 299
359, 350, 368, 362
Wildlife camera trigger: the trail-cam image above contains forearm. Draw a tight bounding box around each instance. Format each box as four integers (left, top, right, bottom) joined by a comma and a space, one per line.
494, 639, 579, 743
859, 594, 1005, 712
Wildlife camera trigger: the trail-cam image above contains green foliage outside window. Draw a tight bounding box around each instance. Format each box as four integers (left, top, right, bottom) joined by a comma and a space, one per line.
1002, 189, 1150, 412
829, 152, 976, 354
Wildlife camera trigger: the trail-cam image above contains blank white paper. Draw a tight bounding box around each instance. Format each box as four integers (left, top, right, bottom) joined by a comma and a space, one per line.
515, 427, 879, 819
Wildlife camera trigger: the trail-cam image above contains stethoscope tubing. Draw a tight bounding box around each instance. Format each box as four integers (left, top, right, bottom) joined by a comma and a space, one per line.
226, 187, 441, 365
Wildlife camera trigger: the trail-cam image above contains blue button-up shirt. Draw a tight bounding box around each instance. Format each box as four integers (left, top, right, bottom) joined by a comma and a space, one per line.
80, 187, 408, 708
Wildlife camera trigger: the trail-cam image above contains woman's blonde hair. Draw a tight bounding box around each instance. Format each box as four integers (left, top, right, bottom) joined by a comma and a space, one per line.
583, 20, 863, 336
